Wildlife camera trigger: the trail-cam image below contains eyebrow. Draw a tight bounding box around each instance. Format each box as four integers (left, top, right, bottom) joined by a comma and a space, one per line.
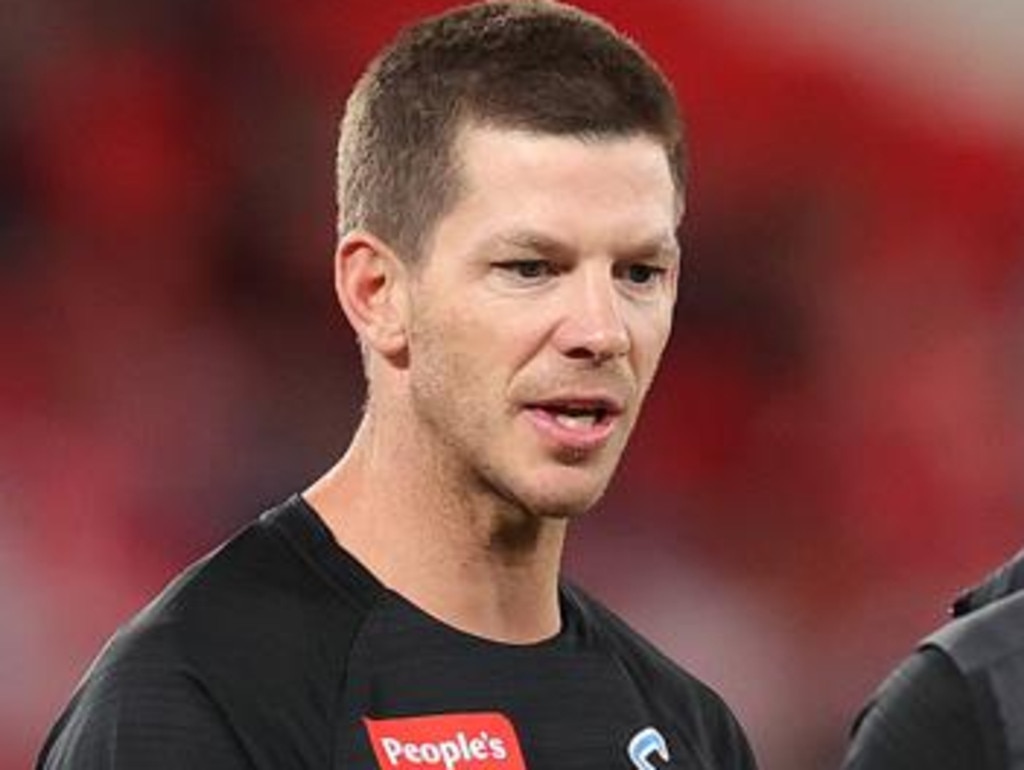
489, 229, 680, 262
492, 230, 574, 260
628, 236, 681, 262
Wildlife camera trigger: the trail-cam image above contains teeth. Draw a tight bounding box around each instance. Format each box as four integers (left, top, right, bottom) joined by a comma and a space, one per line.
554, 412, 598, 430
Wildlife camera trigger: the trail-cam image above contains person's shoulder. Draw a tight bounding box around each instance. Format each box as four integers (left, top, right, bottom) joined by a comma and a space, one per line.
842, 646, 995, 770
45, 496, 385, 767
563, 583, 758, 769
125, 495, 382, 665
927, 583, 1024, 673
564, 583, 718, 698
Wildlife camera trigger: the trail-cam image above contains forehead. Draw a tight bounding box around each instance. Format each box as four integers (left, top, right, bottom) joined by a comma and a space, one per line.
436, 125, 681, 254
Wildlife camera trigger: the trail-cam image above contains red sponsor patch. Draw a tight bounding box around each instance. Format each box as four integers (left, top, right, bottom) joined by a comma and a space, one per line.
364, 712, 527, 770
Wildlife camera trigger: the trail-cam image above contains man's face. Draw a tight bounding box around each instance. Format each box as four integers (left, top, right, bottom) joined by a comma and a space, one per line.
404, 125, 681, 519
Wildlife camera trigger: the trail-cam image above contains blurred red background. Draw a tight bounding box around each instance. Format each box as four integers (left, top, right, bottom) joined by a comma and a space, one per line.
4, 1, 1023, 768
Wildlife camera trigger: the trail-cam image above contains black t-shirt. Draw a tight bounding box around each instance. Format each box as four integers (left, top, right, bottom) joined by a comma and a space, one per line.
841, 646, 1002, 770
38, 496, 758, 770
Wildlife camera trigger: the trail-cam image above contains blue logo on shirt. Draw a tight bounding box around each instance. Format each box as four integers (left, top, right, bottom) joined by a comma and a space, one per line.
627, 726, 669, 769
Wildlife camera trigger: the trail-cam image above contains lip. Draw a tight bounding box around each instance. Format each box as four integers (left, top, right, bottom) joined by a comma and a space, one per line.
521, 395, 624, 453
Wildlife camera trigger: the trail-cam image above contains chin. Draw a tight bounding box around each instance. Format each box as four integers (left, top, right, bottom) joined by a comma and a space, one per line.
475, 449, 620, 521
513, 471, 613, 521
529, 499, 595, 521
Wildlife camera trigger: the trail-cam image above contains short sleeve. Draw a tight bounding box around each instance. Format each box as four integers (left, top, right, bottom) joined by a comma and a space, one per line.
841, 647, 996, 770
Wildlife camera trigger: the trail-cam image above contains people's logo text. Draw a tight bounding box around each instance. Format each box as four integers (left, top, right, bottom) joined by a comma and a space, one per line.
364, 712, 526, 770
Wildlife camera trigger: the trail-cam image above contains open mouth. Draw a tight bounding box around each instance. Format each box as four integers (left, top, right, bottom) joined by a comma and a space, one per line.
544, 403, 610, 430
521, 397, 623, 452
527, 398, 622, 432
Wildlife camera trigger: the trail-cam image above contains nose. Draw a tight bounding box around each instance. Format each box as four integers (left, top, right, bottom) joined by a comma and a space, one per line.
554, 268, 630, 363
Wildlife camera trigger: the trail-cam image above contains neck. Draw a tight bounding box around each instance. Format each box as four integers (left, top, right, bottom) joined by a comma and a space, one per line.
305, 413, 568, 644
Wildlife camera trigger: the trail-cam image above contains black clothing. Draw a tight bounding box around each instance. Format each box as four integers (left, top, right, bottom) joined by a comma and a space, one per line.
842, 647, 993, 770
843, 550, 1024, 770
38, 496, 758, 770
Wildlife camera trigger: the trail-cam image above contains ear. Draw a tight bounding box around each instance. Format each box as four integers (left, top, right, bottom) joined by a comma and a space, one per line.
334, 231, 410, 361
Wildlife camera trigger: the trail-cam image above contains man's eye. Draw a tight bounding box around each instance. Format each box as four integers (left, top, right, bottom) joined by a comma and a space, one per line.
495, 260, 553, 280
622, 264, 666, 285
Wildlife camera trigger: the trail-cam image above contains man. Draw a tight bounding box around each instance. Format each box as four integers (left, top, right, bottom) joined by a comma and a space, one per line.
843, 550, 1024, 770
38, 2, 758, 768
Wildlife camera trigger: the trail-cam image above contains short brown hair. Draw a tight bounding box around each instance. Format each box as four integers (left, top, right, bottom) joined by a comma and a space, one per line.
337, 0, 686, 260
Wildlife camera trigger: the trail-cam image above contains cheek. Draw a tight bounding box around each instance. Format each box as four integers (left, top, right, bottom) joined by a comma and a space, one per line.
410, 307, 501, 402
629, 312, 674, 375
439, 300, 547, 379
